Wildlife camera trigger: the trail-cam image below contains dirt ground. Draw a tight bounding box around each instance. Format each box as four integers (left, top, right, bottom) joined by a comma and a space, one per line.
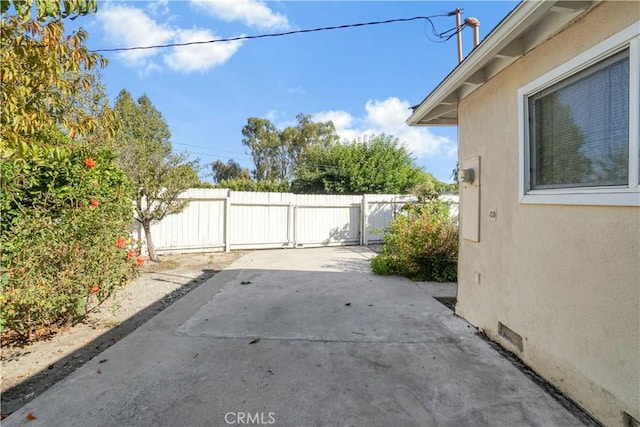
0, 251, 244, 419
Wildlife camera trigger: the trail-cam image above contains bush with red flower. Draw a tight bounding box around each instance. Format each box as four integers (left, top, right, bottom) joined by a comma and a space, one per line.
115, 237, 126, 249
1, 148, 140, 341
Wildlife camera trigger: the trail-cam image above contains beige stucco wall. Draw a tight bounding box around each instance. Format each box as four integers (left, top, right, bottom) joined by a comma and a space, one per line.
456, 2, 640, 426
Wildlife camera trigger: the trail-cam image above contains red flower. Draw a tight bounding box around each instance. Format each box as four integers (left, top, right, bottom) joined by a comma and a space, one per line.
91, 285, 100, 294
136, 256, 145, 267
127, 249, 136, 259
115, 237, 126, 248
84, 158, 96, 169
89, 199, 99, 207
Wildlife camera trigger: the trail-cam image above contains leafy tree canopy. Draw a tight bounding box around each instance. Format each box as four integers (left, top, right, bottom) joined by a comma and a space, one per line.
215, 178, 289, 193
1, 0, 97, 21
241, 117, 281, 182
292, 134, 432, 195
241, 114, 338, 185
0, 0, 108, 158
212, 159, 250, 183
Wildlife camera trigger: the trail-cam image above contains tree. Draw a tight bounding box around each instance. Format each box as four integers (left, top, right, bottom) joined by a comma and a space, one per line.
278, 113, 339, 183
241, 118, 280, 182
112, 90, 201, 262
0, 0, 109, 158
241, 114, 338, 186
211, 159, 250, 183
412, 173, 452, 200
292, 134, 428, 194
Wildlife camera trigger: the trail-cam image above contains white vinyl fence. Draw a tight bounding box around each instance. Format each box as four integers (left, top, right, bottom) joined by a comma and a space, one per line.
132, 189, 458, 254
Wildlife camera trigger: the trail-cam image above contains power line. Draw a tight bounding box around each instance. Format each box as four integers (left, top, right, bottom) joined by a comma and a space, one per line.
177, 149, 250, 161
173, 141, 249, 157
90, 14, 457, 53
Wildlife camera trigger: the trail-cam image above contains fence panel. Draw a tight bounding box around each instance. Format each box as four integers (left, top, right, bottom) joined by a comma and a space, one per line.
294, 194, 362, 247
365, 194, 417, 243
145, 189, 227, 253
228, 191, 293, 250
135, 189, 458, 254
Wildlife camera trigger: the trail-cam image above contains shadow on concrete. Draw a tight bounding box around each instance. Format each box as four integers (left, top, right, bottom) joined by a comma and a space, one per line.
0, 268, 219, 419
1, 247, 600, 426
434, 297, 457, 311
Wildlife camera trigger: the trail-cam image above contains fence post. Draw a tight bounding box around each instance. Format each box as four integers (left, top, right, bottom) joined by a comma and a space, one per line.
224, 191, 231, 252
287, 202, 294, 247
361, 194, 368, 246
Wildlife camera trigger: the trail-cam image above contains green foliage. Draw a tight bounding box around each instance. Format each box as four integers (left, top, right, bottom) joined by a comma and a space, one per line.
292, 134, 428, 194
194, 181, 216, 189
278, 113, 339, 182
216, 177, 290, 193
370, 255, 395, 276
0, 0, 139, 342
112, 89, 201, 261
1, 148, 139, 340
450, 162, 459, 193
0, 12, 109, 158
371, 198, 458, 282
241, 117, 281, 182
241, 114, 338, 185
411, 172, 454, 200
212, 159, 250, 183
1, 0, 97, 21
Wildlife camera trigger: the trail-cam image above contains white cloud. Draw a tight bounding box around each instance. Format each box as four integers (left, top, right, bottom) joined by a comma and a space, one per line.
97, 5, 173, 72
147, 0, 169, 17
96, 4, 242, 74
313, 97, 456, 158
265, 110, 284, 122
191, 0, 290, 30
164, 29, 243, 73
313, 110, 358, 140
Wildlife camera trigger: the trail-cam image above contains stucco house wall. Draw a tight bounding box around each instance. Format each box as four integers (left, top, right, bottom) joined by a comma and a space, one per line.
455, 3, 639, 425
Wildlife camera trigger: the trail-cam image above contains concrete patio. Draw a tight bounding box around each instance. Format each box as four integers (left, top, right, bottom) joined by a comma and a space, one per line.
5, 247, 588, 426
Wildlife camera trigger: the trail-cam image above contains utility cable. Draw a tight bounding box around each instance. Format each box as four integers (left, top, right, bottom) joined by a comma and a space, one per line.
91, 14, 458, 53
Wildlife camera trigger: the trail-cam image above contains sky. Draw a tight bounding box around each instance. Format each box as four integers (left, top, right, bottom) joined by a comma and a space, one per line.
71, 0, 519, 183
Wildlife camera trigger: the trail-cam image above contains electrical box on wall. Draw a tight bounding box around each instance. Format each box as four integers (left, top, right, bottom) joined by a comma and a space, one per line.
460, 156, 480, 242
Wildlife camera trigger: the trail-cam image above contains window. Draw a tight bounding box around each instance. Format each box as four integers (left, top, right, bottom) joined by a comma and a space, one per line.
529, 50, 629, 189
518, 22, 639, 206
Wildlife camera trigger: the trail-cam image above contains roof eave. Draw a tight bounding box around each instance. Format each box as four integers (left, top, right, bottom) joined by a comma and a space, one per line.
407, 0, 596, 127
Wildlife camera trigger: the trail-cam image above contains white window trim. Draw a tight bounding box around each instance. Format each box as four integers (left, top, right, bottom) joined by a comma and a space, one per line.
518, 21, 640, 207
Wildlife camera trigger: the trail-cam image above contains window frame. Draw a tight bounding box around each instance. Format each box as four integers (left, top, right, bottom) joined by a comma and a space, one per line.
518, 21, 640, 206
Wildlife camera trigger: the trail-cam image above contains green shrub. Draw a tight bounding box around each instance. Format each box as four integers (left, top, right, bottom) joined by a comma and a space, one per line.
0, 148, 139, 341
370, 255, 396, 276
371, 199, 458, 282
217, 177, 290, 192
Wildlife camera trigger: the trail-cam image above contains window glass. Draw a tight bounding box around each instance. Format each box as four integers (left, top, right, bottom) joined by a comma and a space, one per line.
528, 50, 629, 189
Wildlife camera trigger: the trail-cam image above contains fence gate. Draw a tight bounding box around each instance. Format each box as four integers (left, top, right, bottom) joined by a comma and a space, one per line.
134, 190, 455, 255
